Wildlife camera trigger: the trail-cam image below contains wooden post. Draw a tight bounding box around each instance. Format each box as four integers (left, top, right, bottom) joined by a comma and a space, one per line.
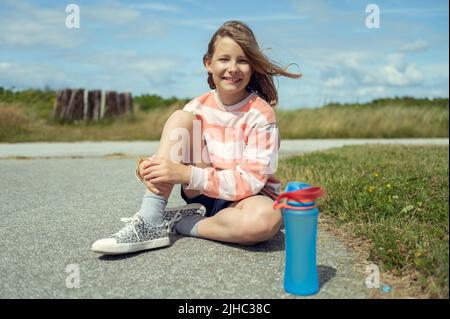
71, 89, 84, 121
104, 91, 119, 118
124, 92, 133, 114
100, 90, 106, 119
63, 89, 83, 122
83, 89, 88, 121
87, 90, 101, 121
53, 88, 71, 120
53, 88, 133, 122
118, 93, 126, 116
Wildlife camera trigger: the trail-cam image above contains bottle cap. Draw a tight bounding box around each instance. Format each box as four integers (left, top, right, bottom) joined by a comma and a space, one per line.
285, 182, 315, 207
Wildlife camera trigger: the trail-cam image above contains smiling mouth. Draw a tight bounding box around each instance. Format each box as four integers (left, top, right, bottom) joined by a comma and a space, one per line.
223, 77, 242, 83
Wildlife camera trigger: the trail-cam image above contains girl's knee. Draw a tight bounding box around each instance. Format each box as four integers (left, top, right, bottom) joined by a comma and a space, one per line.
238, 209, 282, 244
167, 110, 195, 127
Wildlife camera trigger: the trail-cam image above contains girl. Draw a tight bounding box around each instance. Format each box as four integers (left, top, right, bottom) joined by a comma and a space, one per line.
92, 20, 301, 255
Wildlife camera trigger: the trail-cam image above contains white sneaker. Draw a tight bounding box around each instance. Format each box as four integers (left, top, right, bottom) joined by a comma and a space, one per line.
91, 203, 206, 255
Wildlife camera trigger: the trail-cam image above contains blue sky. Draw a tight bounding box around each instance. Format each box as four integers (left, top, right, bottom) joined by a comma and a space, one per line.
0, 0, 448, 108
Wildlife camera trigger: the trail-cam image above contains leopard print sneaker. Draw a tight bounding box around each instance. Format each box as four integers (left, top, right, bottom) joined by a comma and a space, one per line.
163, 203, 207, 234
91, 203, 206, 255
91, 215, 170, 255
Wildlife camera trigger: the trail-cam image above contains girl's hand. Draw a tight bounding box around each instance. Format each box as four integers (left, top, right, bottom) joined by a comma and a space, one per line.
142, 157, 192, 185
138, 158, 171, 195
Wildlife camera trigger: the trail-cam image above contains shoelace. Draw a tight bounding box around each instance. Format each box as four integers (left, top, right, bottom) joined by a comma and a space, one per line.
166, 212, 183, 234
120, 212, 139, 223
120, 212, 180, 234
116, 214, 141, 241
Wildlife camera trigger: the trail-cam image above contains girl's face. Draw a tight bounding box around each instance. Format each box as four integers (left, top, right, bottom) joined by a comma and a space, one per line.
205, 36, 253, 105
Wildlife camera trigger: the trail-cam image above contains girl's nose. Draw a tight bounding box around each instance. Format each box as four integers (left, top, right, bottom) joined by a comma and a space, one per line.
227, 62, 239, 73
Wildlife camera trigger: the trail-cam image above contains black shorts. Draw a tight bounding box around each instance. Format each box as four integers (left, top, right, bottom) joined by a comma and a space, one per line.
181, 187, 234, 217
180, 187, 272, 217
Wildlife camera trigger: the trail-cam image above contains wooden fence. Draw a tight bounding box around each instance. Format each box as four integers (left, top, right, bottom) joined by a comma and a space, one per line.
53, 89, 133, 122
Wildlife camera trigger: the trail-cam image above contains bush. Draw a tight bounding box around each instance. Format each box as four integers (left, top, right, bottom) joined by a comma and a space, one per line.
0, 106, 32, 141
0, 87, 56, 119
134, 94, 190, 111
324, 96, 449, 108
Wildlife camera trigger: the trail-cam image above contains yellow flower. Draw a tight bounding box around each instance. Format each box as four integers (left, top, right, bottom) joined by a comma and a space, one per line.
386, 184, 392, 189
373, 172, 380, 178
368, 186, 376, 193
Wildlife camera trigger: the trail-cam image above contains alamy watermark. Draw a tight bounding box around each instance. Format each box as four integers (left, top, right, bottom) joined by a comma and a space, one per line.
65, 264, 80, 288
65, 4, 80, 29
365, 4, 380, 29
168, 120, 279, 175
365, 263, 380, 289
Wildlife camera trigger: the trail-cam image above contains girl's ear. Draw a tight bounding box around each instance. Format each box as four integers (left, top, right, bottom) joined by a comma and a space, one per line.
203, 56, 212, 73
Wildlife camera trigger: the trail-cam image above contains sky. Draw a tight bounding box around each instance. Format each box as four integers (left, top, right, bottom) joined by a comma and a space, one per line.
0, 0, 448, 108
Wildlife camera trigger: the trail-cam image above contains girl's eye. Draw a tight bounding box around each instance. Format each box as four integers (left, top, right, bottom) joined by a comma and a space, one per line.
239, 60, 248, 64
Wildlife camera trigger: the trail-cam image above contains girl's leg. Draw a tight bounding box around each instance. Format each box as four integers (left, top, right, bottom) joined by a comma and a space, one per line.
136, 109, 206, 227
197, 195, 282, 244
149, 110, 208, 199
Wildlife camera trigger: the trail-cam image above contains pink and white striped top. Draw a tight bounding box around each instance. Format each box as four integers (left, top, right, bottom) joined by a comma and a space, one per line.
183, 90, 281, 201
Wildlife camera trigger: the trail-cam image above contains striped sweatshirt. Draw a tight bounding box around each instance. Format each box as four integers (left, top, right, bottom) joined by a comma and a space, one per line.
183, 90, 281, 201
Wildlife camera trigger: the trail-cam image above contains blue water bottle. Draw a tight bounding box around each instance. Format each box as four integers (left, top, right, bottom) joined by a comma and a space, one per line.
273, 182, 324, 296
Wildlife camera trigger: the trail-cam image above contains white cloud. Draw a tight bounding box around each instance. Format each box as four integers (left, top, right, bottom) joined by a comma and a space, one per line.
0, 62, 13, 69
356, 86, 386, 97
174, 14, 305, 30
130, 3, 182, 13
324, 77, 345, 88
320, 50, 424, 89
54, 51, 184, 94
83, 1, 140, 25
400, 40, 429, 53
0, 61, 70, 89
0, 2, 84, 48
386, 53, 406, 69
0, 0, 147, 49
380, 64, 423, 86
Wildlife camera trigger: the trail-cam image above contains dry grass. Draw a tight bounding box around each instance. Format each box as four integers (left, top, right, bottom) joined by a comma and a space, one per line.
0, 104, 33, 141
276, 105, 448, 138
1, 101, 448, 142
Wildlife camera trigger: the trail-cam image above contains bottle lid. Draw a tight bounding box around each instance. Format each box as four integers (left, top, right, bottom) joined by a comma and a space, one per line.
284, 182, 315, 207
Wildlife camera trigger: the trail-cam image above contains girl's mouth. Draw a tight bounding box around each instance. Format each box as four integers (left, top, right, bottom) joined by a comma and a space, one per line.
223, 77, 241, 83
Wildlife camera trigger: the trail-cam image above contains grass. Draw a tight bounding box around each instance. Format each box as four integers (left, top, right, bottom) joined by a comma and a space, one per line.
0, 103, 179, 142
277, 144, 449, 298
276, 105, 448, 138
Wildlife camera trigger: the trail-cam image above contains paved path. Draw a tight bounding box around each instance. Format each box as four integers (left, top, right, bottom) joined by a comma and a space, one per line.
0, 139, 447, 298
0, 138, 447, 158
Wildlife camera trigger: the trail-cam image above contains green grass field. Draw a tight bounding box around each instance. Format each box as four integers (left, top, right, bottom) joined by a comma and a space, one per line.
277, 144, 449, 298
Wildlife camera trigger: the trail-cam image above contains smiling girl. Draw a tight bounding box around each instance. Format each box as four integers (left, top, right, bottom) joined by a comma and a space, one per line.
92, 20, 301, 255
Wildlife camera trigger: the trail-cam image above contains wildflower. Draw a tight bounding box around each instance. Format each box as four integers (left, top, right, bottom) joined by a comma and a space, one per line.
368, 185, 376, 193
386, 184, 392, 189
392, 195, 399, 200
373, 172, 379, 178
400, 205, 415, 214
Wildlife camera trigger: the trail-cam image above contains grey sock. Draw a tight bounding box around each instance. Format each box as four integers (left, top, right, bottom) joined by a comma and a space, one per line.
137, 190, 167, 226
175, 214, 206, 237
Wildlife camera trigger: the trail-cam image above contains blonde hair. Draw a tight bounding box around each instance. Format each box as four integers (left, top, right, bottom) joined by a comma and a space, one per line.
203, 20, 301, 107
